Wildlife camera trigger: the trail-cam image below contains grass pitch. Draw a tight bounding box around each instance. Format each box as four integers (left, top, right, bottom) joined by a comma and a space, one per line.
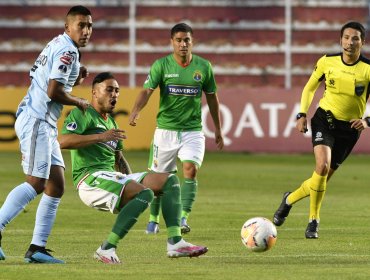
1, 151, 370, 280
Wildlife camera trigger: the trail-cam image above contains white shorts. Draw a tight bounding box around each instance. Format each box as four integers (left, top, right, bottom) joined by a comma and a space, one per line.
149, 128, 205, 173
14, 111, 64, 179
77, 170, 147, 214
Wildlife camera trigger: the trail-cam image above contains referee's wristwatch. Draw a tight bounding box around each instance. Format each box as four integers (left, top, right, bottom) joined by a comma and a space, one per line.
296, 113, 307, 120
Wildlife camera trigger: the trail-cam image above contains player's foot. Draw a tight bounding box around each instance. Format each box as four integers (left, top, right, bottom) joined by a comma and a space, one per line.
24, 245, 65, 264
94, 246, 121, 264
145, 221, 160, 234
180, 217, 191, 234
273, 191, 292, 226
167, 239, 208, 258
0, 231, 5, 260
305, 220, 319, 239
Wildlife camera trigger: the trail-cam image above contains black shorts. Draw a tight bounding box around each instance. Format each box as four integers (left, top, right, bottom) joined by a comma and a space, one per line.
310, 107, 361, 170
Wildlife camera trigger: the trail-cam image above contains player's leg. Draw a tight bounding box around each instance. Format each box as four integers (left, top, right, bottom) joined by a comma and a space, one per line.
146, 129, 179, 234
78, 171, 153, 264
0, 114, 48, 261
24, 125, 65, 263
141, 173, 208, 258
25, 165, 65, 264
178, 131, 205, 233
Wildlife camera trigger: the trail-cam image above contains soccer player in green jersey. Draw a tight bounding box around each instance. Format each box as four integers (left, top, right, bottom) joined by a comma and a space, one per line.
129, 23, 224, 234
273, 21, 370, 238
59, 72, 208, 264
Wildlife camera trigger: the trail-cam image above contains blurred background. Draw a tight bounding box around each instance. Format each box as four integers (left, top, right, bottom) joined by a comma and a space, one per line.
1, 0, 370, 152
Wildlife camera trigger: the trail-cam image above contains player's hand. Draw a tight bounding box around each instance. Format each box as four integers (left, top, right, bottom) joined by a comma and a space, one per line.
296, 117, 308, 133
76, 98, 89, 113
350, 119, 366, 131
129, 112, 139, 126
215, 130, 224, 150
100, 129, 127, 142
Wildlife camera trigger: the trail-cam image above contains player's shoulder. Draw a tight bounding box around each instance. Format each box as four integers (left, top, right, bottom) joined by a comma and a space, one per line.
192, 54, 212, 65
359, 54, 370, 65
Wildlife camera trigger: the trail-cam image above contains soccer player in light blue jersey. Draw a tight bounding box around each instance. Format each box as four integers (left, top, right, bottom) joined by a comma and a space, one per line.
0, 5, 92, 263
129, 23, 224, 234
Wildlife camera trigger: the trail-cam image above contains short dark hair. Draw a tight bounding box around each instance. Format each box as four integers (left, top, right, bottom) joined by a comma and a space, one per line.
92, 72, 115, 87
341, 21, 366, 41
171, 23, 193, 38
67, 5, 91, 17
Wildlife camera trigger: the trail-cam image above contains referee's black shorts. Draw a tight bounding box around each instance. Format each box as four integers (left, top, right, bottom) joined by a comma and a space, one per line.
310, 107, 361, 170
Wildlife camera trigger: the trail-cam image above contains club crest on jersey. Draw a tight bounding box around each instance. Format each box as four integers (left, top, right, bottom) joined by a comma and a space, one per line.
193, 71, 202, 82
167, 85, 200, 96
66, 122, 77, 131
60, 51, 75, 65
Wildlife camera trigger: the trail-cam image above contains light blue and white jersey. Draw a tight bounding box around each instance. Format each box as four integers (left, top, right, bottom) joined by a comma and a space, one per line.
16, 32, 80, 127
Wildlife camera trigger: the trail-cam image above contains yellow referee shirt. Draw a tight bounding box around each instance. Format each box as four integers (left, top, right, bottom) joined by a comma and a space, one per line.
300, 53, 370, 121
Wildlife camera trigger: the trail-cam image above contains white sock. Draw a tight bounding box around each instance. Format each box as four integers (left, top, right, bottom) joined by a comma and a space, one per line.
31, 194, 61, 247
0, 182, 37, 231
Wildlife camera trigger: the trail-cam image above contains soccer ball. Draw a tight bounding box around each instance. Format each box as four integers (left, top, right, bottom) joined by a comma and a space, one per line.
241, 217, 277, 252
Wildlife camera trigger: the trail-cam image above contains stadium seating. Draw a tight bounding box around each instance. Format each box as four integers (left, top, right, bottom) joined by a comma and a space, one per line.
0, 1, 369, 88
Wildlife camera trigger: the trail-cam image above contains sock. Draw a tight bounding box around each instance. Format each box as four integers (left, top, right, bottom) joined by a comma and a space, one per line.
309, 171, 327, 221
106, 188, 154, 248
0, 182, 37, 231
148, 196, 161, 223
31, 194, 61, 247
180, 178, 198, 218
287, 178, 311, 205
160, 175, 182, 241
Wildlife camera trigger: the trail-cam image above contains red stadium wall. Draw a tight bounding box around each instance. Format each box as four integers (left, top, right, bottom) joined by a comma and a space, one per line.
2, 86, 370, 153
204, 87, 370, 153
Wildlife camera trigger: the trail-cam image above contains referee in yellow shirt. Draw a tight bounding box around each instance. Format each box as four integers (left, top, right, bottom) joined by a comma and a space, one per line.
273, 21, 370, 239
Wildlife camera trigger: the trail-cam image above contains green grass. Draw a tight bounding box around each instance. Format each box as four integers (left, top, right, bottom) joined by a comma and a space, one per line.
1, 151, 370, 279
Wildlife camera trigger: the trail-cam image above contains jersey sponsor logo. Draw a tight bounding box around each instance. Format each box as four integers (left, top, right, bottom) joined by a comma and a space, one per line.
167, 85, 200, 96
144, 74, 150, 84
193, 71, 202, 82
165, 73, 179, 78
58, 64, 68, 74
101, 140, 119, 151
66, 122, 77, 131
60, 51, 75, 65
96, 124, 106, 129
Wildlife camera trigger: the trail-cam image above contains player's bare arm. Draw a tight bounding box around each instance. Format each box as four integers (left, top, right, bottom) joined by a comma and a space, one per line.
59, 128, 126, 149
129, 88, 154, 126
47, 79, 89, 112
205, 93, 224, 150
115, 151, 132, 174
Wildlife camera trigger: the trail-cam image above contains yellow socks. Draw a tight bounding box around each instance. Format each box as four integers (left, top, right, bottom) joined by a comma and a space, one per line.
308, 171, 327, 221
287, 178, 311, 205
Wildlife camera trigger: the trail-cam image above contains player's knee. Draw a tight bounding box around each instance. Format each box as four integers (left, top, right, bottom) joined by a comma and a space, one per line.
136, 188, 154, 205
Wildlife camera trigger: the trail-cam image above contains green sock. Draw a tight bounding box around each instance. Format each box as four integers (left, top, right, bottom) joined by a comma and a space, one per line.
161, 175, 182, 240
148, 196, 161, 223
181, 178, 198, 218
106, 188, 154, 247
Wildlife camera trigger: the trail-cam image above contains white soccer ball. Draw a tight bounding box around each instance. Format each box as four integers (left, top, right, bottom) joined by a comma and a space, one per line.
241, 217, 277, 252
